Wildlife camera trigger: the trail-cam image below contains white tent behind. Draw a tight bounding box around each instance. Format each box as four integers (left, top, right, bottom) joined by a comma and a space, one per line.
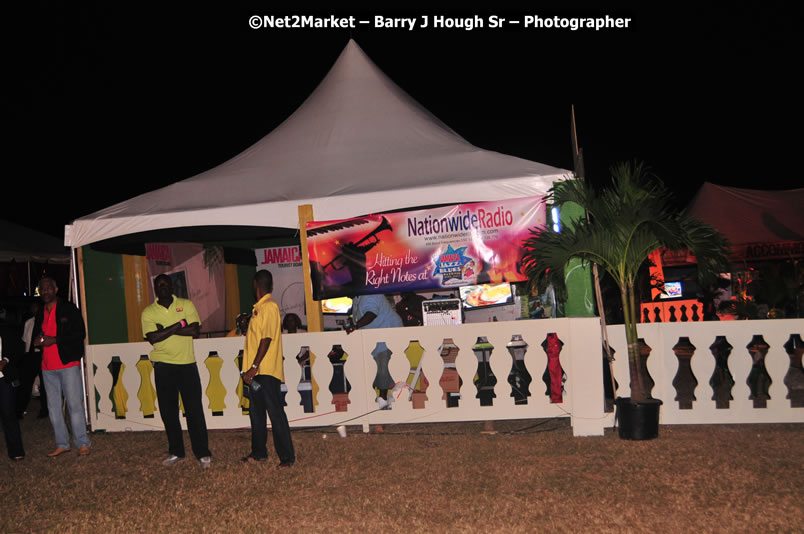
67, 40, 570, 248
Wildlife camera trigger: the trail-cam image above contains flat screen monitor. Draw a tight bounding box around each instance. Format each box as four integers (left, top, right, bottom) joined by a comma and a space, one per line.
322, 296, 353, 314
459, 283, 514, 310
660, 281, 683, 299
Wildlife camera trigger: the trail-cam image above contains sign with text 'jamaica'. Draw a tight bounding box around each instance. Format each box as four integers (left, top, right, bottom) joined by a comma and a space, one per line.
306, 196, 547, 299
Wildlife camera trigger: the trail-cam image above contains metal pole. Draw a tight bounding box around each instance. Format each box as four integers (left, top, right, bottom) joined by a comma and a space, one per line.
72, 246, 91, 427
571, 105, 617, 401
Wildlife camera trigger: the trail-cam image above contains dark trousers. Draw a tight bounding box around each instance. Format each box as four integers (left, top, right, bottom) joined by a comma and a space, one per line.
249, 375, 295, 463
16, 352, 47, 416
0, 378, 25, 458
153, 362, 210, 459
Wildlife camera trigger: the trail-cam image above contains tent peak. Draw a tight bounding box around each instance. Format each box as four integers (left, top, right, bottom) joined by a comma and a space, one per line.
69, 41, 569, 247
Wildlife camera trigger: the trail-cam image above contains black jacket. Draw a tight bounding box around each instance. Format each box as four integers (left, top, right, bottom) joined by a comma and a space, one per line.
0, 324, 24, 382
33, 298, 86, 365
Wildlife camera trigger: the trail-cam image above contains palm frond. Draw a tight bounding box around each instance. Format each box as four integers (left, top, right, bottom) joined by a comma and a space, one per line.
522, 161, 730, 402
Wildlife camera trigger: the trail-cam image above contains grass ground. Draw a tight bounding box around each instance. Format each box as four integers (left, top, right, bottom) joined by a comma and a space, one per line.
2, 398, 803, 533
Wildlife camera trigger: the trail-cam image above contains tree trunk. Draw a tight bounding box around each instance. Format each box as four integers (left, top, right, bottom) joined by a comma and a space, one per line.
623, 284, 648, 403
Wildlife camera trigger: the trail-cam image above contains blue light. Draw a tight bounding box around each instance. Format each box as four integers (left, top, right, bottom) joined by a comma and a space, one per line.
551, 206, 561, 233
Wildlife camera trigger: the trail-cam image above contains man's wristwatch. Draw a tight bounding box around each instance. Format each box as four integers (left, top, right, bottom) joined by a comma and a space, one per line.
251, 364, 258, 370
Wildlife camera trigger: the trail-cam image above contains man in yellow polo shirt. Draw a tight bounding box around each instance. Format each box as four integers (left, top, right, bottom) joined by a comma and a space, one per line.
141, 274, 212, 468
240, 270, 295, 468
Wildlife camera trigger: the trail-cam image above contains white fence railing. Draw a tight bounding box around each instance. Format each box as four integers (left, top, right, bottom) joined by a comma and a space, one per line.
606, 318, 804, 425
86, 317, 606, 437
84, 317, 804, 438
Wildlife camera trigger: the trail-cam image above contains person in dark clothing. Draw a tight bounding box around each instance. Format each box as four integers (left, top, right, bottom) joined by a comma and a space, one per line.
1, 323, 26, 460
16, 299, 48, 419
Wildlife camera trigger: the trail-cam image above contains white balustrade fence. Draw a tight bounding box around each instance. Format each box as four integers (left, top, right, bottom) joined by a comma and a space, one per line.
606, 318, 804, 425
86, 318, 605, 437
85, 317, 804, 438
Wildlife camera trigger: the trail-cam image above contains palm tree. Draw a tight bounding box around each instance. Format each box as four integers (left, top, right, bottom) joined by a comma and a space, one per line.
522, 162, 730, 403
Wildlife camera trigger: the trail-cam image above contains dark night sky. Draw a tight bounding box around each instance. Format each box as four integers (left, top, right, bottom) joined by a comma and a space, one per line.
5, 3, 802, 240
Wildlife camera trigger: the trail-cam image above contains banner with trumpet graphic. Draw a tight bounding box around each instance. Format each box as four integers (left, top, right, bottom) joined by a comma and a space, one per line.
306, 196, 547, 299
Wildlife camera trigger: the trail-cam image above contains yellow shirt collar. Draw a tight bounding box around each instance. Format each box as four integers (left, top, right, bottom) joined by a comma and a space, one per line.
252, 293, 273, 312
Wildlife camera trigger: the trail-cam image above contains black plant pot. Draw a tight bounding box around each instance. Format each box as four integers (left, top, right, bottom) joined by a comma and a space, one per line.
615, 397, 663, 440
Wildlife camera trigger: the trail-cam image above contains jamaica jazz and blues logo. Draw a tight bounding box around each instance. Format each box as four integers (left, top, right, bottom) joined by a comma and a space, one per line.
434, 245, 473, 286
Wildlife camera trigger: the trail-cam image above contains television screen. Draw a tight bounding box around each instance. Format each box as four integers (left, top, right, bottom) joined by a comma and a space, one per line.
459, 283, 514, 310
660, 281, 683, 299
321, 296, 353, 314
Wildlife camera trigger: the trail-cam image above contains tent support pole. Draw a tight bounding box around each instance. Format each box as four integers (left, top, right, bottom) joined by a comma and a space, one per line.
76, 247, 90, 338
298, 205, 324, 333
73, 246, 92, 428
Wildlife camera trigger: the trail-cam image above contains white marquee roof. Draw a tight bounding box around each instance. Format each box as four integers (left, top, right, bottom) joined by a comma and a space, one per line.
67, 40, 569, 248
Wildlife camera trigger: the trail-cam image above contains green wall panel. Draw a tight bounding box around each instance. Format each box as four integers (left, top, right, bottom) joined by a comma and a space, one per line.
83, 247, 129, 344
237, 263, 256, 314
560, 200, 596, 317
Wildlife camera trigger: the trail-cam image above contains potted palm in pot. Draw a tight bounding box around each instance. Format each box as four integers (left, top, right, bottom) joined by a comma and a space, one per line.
522, 162, 729, 439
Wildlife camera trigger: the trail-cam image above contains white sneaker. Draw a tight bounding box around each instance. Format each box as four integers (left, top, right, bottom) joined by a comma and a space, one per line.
199, 456, 212, 469
162, 455, 184, 466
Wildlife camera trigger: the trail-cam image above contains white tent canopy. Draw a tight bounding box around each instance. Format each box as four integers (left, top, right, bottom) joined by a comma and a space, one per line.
67, 40, 570, 248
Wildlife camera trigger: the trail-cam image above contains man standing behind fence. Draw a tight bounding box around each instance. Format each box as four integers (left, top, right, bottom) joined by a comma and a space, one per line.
141, 274, 212, 468
240, 270, 295, 468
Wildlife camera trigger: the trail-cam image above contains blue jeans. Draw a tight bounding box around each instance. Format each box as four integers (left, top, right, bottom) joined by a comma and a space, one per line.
42, 365, 90, 449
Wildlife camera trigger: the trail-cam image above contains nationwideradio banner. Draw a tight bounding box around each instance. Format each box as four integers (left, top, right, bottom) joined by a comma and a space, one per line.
306, 197, 547, 299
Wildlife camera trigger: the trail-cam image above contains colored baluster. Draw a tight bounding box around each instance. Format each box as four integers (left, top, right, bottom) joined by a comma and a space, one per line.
204, 351, 226, 416
235, 350, 249, 414
372, 342, 395, 409
108, 356, 128, 419
472, 336, 497, 406
668, 305, 678, 322
541, 333, 565, 403
405, 340, 429, 409
135, 355, 157, 418
506, 334, 531, 405
297, 346, 314, 413
327, 344, 351, 412
439, 338, 462, 408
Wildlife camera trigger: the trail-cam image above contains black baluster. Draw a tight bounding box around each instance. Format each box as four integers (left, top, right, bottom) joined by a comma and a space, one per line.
672, 337, 697, 409
746, 335, 772, 408
709, 336, 734, 409
783, 334, 804, 408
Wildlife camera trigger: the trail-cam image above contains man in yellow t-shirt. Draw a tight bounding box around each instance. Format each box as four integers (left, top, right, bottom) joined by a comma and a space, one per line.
141, 274, 212, 468
240, 270, 295, 468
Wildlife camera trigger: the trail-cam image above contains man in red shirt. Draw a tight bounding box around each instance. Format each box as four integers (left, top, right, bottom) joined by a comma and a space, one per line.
33, 276, 90, 457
